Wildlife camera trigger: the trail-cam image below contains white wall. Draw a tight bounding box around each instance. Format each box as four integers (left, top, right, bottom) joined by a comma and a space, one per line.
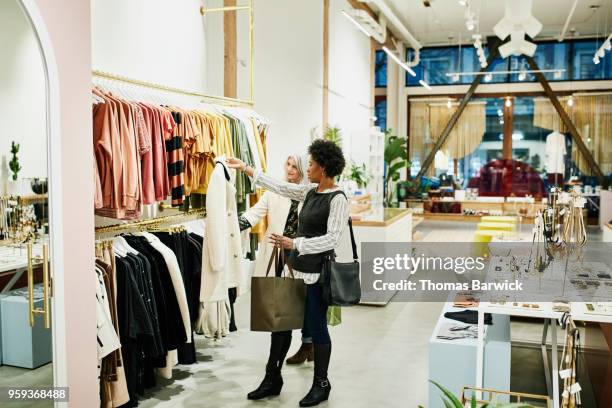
253, 0, 324, 178
0, 0, 47, 186
328, 0, 373, 167
91, 0, 207, 92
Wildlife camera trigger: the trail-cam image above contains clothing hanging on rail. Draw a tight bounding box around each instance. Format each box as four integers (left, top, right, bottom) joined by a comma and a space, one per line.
93, 85, 269, 219
96, 227, 204, 407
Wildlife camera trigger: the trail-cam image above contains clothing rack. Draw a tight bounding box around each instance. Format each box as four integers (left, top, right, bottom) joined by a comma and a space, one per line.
92, 70, 253, 107
95, 209, 206, 236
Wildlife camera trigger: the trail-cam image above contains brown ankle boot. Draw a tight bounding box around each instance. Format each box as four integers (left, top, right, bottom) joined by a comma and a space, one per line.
286, 343, 313, 365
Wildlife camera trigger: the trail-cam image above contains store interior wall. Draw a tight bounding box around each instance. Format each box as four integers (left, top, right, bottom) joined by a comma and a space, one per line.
252, 0, 324, 178
327, 0, 373, 167
91, 0, 207, 93
33, 0, 96, 406
0, 0, 47, 185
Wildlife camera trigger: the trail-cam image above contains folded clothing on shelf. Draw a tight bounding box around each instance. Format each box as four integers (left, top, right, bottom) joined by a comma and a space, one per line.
444, 310, 492, 325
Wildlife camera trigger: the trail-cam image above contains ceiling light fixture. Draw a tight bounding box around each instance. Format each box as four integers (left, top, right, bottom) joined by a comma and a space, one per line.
446, 68, 566, 77
341, 10, 371, 37
484, 73, 493, 82
465, 7, 476, 31
505, 97, 513, 108
593, 33, 612, 65
473, 34, 488, 68
494, 0, 542, 57
567, 95, 574, 107
518, 71, 527, 81
382, 46, 417, 77
419, 80, 432, 90
447, 98, 453, 109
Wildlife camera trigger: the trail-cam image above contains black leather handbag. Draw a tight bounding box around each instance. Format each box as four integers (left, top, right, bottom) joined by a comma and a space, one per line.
320, 218, 361, 306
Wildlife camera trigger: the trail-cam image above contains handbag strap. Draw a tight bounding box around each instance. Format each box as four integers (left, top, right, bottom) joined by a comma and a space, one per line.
337, 192, 358, 262
348, 217, 358, 261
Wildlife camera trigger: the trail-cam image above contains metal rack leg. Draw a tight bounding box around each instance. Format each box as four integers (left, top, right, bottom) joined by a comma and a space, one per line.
541, 319, 552, 399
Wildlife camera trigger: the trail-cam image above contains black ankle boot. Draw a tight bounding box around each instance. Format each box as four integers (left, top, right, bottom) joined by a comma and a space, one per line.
299, 376, 331, 407
247, 331, 292, 400
247, 372, 283, 400
299, 343, 332, 407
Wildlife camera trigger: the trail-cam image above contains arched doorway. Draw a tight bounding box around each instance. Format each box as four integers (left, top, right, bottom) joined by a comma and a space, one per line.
0, 0, 66, 400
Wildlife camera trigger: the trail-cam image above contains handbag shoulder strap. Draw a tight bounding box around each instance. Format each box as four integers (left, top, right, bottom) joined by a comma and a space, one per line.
347, 217, 358, 261
335, 191, 358, 262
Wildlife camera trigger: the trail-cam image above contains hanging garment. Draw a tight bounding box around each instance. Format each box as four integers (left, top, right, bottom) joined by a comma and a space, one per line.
198, 159, 242, 338
545, 131, 566, 175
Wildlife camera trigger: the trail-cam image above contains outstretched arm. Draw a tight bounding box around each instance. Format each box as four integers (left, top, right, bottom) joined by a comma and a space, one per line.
226, 157, 313, 202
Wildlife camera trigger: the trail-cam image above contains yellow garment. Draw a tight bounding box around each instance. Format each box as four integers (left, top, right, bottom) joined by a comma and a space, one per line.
250, 118, 267, 171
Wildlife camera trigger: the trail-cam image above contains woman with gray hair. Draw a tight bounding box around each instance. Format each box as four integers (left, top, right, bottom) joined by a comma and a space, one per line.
238, 154, 313, 400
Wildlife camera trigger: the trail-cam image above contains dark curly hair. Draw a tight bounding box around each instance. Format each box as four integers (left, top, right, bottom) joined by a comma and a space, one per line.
308, 139, 346, 178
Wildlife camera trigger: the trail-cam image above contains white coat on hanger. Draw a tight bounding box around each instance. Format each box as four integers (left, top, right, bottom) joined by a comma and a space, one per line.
198, 157, 242, 338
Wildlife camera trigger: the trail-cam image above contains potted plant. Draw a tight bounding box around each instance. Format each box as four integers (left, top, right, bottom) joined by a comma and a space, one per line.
423, 381, 536, 408
7, 141, 23, 195
323, 126, 342, 147
349, 162, 369, 189
383, 130, 409, 207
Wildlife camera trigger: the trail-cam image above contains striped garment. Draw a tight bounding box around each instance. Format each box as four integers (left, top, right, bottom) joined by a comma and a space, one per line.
166, 110, 193, 206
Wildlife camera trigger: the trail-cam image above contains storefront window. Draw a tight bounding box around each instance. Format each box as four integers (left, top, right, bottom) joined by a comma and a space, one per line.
571, 39, 612, 80
374, 98, 387, 131
404, 39, 612, 87
375, 49, 387, 87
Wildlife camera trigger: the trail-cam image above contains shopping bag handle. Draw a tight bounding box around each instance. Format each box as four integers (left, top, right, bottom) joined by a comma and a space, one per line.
264, 244, 296, 278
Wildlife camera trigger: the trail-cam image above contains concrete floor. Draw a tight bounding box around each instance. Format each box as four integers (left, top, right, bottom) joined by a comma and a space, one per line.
139, 299, 444, 408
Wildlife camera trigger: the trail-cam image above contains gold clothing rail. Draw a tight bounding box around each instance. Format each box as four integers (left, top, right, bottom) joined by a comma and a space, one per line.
95, 209, 206, 236
92, 70, 254, 106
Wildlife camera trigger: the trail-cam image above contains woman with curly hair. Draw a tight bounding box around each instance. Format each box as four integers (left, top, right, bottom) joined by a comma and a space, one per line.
227, 139, 348, 407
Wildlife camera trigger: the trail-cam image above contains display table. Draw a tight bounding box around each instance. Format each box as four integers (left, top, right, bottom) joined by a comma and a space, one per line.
475, 302, 612, 408
429, 303, 511, 408
604, 223, 612, 243
337, 208, 412, 305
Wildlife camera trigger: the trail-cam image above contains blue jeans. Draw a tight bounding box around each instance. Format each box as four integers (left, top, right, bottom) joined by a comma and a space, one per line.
304, 283, 330, 345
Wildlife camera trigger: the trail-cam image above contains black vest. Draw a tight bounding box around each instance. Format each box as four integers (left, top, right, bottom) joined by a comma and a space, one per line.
288, 188, 346, 274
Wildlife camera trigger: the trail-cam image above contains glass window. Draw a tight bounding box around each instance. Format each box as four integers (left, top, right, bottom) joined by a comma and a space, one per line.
403, 39, 612, 86
375, 50, 387, 87
483, 54, 509, 83
374, 98, 387, 131
407, 47, 458, 86
509, 43, 569, 82
571, 40, 612, 80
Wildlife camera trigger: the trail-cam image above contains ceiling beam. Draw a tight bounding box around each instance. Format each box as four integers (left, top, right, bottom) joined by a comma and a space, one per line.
526, 56, 607, 186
